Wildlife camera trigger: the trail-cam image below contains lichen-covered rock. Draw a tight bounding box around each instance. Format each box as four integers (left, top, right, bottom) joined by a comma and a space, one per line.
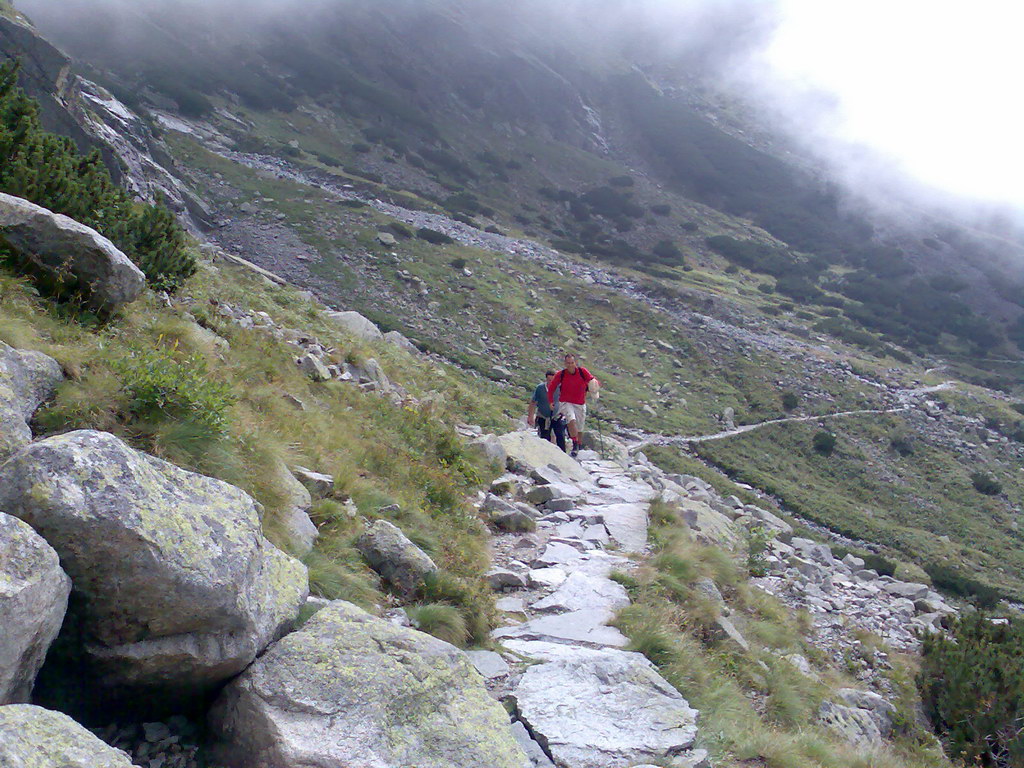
0, 704, 134, 768
209, 601, 526, 768
0, 192, 145, 309
819, 700, 883, 748
0, 342, 63, 462
356, 519, 437, 597
0, 430, 308, 693
0, 513, 70, 704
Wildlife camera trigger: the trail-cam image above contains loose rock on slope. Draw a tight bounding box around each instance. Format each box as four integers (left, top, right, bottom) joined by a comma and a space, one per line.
209, 601, 526, 768
356, 519, 438, 597
0, 513, 70, 704
0, 192, 146, 308
0, 341, 63, 462
0, 430, 307, 694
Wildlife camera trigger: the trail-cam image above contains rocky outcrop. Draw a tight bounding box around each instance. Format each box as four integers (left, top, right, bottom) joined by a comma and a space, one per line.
0, 704, 134, 768
209, 601, 526, 768
0, 430, 307, 693
0, 341, 63, 462
0, 513, 70, 704
754, 535, 957, 654
356, 519, 437, 597
327, 309, 383, 341
0, 193, 146, 308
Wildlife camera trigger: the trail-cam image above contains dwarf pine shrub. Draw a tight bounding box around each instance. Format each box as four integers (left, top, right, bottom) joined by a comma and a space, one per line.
0, 61, 195, 291
918, 613, 1024, 767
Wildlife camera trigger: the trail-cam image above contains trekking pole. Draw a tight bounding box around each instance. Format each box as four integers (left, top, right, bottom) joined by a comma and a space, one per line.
592, 400, 607, 461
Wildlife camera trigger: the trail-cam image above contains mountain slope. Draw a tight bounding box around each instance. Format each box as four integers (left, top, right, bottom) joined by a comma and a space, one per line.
20, 0, 1024, 358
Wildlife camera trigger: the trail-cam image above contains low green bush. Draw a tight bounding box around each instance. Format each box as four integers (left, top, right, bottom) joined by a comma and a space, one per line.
924, 563, 1002, 608
416, 227, 455, 245
781, 392, 799, 411
113, 345, 234, 436
918, 613, 1024, 766
812, 431, 837, 456
971, 471, 1003, 496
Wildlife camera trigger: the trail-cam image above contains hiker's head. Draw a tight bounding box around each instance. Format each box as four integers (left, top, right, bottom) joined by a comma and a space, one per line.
545, 370, 556, 382
564, 354, 577, 372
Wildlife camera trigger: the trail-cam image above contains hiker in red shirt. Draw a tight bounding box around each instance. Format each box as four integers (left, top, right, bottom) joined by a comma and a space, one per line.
548, 353, 600, 457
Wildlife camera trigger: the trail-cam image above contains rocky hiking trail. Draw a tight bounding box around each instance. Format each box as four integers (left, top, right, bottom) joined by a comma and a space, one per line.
471, 433, 709, 768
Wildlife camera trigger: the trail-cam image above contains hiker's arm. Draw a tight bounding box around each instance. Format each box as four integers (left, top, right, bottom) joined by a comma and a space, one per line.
527, 400, 537, 426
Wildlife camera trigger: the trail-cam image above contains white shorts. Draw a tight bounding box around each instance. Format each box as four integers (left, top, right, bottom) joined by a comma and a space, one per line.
557, 402, 587, 431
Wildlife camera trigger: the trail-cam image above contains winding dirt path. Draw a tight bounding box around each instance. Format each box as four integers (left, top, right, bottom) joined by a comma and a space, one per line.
632, 382, 956, 450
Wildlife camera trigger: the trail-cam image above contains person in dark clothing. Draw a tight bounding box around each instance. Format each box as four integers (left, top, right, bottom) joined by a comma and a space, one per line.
528, 370, 567, 452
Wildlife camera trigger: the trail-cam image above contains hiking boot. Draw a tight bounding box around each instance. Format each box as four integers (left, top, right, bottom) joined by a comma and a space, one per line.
570, 444, 579, 458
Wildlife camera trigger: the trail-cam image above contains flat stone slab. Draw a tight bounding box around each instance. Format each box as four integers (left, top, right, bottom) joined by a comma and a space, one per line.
492, 608, 628, 648
588, 503, 649, 553
529, 568, 568, 589
585, 480, 656, 506
532, 571, 630, 614
533, 541, 585, 567
496, 596, 526, 613
511, 645, 698, 768
465, 650, 511, 680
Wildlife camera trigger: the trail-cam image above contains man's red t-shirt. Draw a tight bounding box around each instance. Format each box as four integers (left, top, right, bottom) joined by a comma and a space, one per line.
549, 366, 594, 406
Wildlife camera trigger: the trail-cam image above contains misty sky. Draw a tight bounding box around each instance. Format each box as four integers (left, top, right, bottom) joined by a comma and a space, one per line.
754, 0, 1024, 209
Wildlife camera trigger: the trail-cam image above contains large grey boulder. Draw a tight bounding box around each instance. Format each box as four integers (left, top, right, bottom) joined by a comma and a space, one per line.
0, 430, 308, 693
209, 601, 526, 768
0, 513, 70, 704
0, 342, 63, 462
497, 431, 589, 482
327, 310, 383, 341
836, 688, 896, 738
0, 192, 146, 308
356, 519, 438, 597
0, 704, 134, 768
510, 645, 699, 768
